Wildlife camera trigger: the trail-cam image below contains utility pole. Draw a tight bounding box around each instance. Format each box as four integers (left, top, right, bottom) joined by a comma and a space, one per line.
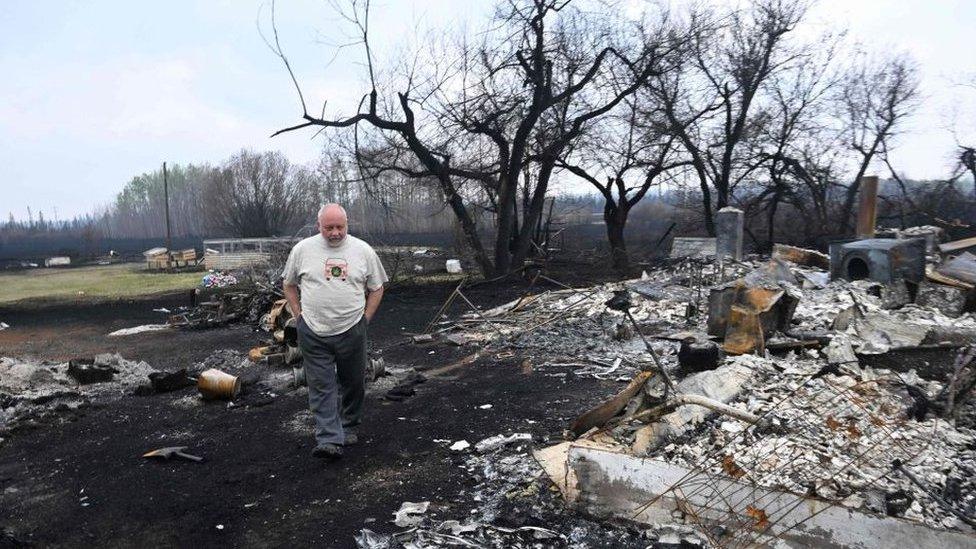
163, 162, 172, 268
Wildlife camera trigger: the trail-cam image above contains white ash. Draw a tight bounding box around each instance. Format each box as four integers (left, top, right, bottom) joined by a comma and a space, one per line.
0, 354, 158, 434
0, 354, 156, 395
194, 349, 251, 372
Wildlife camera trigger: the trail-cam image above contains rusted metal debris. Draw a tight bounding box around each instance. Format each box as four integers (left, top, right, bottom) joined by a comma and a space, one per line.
245, 298, 302, 367
772, 243, 830, 270
706, 267, 800, 355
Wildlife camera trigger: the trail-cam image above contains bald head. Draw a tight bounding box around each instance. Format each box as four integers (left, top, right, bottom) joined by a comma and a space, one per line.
317, 203, 348, 247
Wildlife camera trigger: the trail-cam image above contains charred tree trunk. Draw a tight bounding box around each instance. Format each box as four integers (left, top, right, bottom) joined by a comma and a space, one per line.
511, 159, 556, 269
604, 202, 630, 273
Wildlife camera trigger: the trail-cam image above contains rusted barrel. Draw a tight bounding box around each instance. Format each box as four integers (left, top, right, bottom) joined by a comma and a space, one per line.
197, 368, 241, 400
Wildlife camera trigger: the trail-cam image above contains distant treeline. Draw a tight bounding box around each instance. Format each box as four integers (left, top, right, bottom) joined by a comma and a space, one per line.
4, 163, 970, 264
0, 151, 689, 262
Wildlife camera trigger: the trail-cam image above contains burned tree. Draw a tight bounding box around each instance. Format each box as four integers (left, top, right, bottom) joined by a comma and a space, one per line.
271, 0, 686, 276
652, 0, 807, 235
558, 91, 689, 272
203, 150, 309, 237
958, 146, 976, 200
834, 54, 919, 234
748, 36, 841, 246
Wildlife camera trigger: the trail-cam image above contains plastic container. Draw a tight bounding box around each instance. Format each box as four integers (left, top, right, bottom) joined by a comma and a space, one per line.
197, 368, 241, 400
445, 259, 463, 274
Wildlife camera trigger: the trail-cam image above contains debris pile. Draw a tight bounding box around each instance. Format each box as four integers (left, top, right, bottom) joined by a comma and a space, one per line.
633, 354, 976, 530
355, 432, 659, 549
426, 240, 976, 544
168, 291, 266, 329
201, 270, 239, 288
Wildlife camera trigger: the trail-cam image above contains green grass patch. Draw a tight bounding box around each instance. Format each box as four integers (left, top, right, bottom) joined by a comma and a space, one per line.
0, 263, 204, 304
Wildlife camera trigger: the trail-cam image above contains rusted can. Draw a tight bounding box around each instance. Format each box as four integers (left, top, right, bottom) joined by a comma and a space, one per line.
197, 368, 241, 400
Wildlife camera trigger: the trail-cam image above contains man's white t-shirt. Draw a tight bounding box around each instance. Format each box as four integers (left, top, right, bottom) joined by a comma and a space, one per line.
282, 234, 389, 337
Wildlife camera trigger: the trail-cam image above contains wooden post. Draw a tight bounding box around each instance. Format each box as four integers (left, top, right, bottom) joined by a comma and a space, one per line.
856, 175, 879, 239
163, 162, 173, 268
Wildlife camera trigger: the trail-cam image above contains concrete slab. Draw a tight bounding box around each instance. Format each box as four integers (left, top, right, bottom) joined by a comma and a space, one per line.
566, 443, 976, 548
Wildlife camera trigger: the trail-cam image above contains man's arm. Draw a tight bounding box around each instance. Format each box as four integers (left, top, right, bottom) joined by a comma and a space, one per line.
283, 283, 302, 319
364, 285, 384, 323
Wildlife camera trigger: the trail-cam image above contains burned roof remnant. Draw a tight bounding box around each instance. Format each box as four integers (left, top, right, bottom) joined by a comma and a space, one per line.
829, 238, 926, 284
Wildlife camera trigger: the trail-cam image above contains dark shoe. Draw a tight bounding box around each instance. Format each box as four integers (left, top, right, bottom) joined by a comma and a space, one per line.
312, 443, 343, 459
343, 432, 358, 446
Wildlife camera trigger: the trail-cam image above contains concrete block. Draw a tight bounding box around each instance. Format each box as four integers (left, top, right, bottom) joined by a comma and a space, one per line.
715, 207, 744, 261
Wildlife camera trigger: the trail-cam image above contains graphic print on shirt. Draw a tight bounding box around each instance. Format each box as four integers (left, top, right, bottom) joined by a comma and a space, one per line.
324, 257, 349, 281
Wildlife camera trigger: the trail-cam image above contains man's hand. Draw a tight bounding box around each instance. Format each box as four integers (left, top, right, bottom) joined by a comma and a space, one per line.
283, 283, 302, 320
364, 285, 384, 324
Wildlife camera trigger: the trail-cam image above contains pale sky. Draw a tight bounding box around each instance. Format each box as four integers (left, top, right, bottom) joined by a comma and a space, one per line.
1, 0, 973, 221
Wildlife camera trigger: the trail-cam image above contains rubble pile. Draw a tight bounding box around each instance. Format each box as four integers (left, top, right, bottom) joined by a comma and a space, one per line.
436, 245, 976, 539
645, 354, 976, 529
451, 257, 975, 370
437, 259, 746, 376
164, 265, 285, 330
355, 435, 663, 549
168, 291, 269, 329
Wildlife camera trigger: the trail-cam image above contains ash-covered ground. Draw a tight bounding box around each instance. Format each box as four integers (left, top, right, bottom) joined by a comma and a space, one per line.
0, 269, 646, 548
2, 257, 975, 548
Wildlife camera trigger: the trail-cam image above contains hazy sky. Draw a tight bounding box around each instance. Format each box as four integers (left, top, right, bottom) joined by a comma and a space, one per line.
1, 0, 974, 221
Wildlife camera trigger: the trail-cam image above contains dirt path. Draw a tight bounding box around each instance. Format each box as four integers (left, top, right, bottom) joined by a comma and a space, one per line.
0, 280, 620, 548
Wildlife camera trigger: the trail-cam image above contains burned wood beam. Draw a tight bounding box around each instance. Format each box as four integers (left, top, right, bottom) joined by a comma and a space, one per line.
570, 371, 654, 436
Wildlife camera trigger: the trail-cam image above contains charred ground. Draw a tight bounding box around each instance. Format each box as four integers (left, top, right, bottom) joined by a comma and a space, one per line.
0, 266, 636, 548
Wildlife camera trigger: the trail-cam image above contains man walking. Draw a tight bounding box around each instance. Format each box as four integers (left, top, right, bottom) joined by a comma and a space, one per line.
282, 204, 388, 459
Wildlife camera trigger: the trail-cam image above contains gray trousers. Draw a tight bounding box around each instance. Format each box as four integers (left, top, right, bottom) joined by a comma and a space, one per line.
297, 316, 367, 446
